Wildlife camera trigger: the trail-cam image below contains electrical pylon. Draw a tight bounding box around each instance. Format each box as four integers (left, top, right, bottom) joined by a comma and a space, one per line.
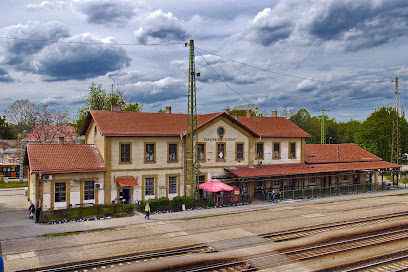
319, 109, 329, 144
391, 77, 400, 165
185, 40, 199, 200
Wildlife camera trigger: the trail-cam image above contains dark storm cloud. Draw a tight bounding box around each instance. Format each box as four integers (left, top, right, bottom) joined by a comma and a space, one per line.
33, 34, 131, 81
307, 0, 408, 51
124, 77, 185, 103
0, 22, 70, 67
80, 1, 136, 27
0, 68, 13, 82
246, 7, 295, 46
134, 10, 189, 44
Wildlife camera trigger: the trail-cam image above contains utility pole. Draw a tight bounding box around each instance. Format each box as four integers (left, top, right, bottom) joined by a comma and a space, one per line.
185, 40, 200, 202
319, 109, 329, 144
391, 77, 400, 164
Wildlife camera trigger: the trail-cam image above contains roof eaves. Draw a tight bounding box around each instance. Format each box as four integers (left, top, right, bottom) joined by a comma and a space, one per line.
31, 167, 107, 175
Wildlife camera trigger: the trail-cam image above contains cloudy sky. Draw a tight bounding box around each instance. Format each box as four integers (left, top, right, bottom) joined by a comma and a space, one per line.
0, 0, 407, 122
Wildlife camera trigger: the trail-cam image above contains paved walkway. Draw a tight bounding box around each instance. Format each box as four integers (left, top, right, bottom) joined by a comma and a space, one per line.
1, 187, 408, 241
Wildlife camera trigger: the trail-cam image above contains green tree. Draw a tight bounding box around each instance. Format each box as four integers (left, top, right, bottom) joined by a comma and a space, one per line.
290, 109, 320, 143
74, 82, 143, 134
355, 107, 408, 162
0, 115, 14, 139
337, 119, 362, 143
229, 103, 267, 117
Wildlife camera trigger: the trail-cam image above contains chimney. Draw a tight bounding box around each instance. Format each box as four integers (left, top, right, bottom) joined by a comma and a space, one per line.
58, 136, 64, 144
111, 104, 121, 112
165, 106, 172, 114
271, 111, 278, 117
235, 114, 239, 120
246, 109, 251, 118
224, 108, 230, 115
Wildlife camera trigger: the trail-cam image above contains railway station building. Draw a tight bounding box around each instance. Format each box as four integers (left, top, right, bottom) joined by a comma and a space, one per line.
26, 107, 400, 211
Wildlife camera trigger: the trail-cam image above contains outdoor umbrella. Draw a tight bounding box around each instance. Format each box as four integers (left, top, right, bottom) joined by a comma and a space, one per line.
199, 179, 233, 192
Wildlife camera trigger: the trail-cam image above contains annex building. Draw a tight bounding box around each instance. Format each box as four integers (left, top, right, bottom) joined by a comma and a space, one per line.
26, 107, 400, 211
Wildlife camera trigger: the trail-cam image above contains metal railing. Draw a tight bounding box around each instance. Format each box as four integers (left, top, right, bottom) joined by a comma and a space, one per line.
266, 183, 401, 201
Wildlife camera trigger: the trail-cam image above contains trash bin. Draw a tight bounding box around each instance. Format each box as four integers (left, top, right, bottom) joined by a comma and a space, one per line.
182, 204, 185, 211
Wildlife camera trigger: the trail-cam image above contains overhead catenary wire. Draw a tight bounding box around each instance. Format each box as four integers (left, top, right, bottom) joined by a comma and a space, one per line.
195, 46, 392, 85
195, 48, 252, 106
0, 36, 185, 46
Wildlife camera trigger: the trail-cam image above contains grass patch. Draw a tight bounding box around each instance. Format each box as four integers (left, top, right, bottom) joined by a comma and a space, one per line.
0, 179, 27, 188
41, 228, 116, 238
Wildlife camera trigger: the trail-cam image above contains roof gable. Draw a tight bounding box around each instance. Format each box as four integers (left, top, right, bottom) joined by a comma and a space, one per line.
22, 125, 77, 143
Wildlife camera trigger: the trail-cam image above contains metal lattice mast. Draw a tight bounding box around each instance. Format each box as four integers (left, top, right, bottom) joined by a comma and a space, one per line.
185, 40, 199, 199
391, 77, 400, 165
319, 109, 328, 144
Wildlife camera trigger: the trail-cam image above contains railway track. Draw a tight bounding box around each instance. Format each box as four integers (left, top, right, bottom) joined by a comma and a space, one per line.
15, 244, 215, 272
281, 228, 408, 261
262, 211, 408, 242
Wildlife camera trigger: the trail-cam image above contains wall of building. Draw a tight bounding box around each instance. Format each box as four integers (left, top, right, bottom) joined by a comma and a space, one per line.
39, 172, 104, 211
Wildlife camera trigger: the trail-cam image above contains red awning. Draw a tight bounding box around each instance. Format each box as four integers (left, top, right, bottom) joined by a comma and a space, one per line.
199, 179, 234, 192
116, 177, 138, 187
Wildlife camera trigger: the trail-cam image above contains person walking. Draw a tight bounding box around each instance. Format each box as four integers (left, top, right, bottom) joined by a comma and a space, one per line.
272, 190, 276, 204
29, 201, 35, 219
35, 205, 41, 223
144, 203, 150, 219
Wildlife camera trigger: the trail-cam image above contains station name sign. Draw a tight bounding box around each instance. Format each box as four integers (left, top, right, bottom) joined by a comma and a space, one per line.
203, 137, 236, 141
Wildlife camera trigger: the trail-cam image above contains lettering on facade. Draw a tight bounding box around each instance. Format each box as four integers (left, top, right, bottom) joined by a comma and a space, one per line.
203, 137, 236, 141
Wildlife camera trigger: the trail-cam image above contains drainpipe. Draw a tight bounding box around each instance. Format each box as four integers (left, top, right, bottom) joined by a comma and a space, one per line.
180, 134, 185, 197
254, 136, 262, 162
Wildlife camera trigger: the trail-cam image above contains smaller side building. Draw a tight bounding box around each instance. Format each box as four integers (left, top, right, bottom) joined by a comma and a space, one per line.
26, 143, 106, 210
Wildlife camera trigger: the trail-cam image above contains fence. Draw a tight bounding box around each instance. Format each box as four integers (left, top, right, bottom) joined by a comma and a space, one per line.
40, 203, 134, 223
138, 194, 252, 213
266, 183, 399, 201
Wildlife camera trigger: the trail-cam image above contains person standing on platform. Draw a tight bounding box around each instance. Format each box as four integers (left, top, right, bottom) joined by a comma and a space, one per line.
35, 205, 41, 223
0, 252, 4, 272
272, 190, 276, 203
144, 203, 150, 219
29, 201, 35, 219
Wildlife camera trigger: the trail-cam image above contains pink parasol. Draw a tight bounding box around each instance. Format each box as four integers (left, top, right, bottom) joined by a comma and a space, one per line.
199, 179, 233, 192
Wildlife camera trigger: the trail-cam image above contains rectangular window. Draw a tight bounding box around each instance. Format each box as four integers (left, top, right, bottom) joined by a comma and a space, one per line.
289, 143, 296, 159
168, 176, 177, 194
236, 143, 244, 160
120, 143, 131, 163
168, 144, 178, 162
198, 143, 206, 161
343, 175, 348, 181
145, 178, 154, 195
256, 143, 264, 159
273, 143, 280, 159
145, 143, 155, 162
274, 180, 280, 186
310, 177, 316, 184
84, 180, 95, 200
217, 143, 226, 160
55, 182, 66, 202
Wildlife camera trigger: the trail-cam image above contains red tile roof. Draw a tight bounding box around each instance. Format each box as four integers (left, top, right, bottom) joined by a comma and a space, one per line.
226, 144, 399, 178
226, 161, 400, 178
116, 177, 138, 187
305, 144, 382, 163
82, 110, 309, 138
236, 116, 310, 138
27, 144, 106, 174
22, 125, 77, 143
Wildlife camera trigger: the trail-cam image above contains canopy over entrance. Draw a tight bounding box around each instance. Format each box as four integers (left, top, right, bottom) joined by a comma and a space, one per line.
199, 179, 233, 192
116, 177, 138, 187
